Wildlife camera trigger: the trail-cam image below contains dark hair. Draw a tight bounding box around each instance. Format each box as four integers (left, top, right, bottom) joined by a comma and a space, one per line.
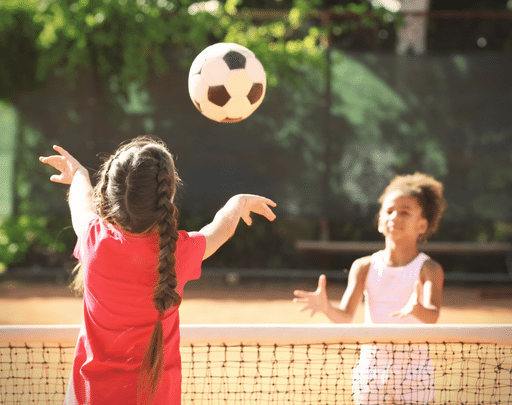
93, 135, 181, 404
379, 172, 446, 242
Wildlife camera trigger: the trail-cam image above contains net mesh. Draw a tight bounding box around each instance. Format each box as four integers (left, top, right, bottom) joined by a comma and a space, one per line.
1, 343, 73, 404
1, 329, 511, 404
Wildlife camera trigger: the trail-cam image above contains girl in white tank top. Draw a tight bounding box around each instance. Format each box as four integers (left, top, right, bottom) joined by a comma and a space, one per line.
354, 251, 435, 405
294, 173, 446, 404
364, 251, 429, 325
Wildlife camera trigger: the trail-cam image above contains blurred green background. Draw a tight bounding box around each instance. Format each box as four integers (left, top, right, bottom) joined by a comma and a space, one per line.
1, 0, 512, 278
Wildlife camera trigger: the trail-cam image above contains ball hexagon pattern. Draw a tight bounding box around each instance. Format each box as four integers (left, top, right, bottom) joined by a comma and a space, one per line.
188, 43, 267, 123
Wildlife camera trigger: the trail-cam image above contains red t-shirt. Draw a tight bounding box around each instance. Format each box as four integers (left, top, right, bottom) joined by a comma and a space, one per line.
65, 215, 206, 405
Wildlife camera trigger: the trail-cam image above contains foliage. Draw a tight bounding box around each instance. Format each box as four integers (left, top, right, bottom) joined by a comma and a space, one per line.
1, 0, 511, 277
0, 0, 399, 101
0, 2, 43, 100
0, 214, 75, 272
12, 118, 69, 216
254, 50, 410, 217
1, 0, 213, 99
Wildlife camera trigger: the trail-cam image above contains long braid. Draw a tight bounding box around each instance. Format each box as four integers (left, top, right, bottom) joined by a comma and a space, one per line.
154, 155, 181, 311
137, 146, 181, 405
93, 148, 123, 221
93, 157, 112, 218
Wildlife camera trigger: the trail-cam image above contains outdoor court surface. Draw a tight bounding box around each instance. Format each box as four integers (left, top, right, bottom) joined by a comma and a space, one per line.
1, 277, 511, 404
1, 277, 511, 325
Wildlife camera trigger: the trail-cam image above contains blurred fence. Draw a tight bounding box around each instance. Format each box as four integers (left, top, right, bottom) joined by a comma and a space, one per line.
1, 49, 512, 276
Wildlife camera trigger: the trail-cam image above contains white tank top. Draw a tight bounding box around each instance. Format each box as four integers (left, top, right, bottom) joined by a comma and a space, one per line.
363, 251, 429, 325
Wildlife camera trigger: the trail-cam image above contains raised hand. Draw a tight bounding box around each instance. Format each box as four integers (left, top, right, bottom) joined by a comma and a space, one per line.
293, 274, 329, 317
39, 145, 87, 185
200, 194, 276, 261
239, 195, 277, 226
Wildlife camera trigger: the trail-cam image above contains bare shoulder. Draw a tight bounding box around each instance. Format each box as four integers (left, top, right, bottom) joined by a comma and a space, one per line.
420, 257, 444, 283
349, 255, 372, 282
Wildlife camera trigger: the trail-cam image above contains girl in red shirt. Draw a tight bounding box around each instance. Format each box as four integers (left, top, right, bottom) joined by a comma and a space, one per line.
40, 136, 276, 405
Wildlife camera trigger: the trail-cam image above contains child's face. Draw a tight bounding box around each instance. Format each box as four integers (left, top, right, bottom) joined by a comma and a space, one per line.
378, 191, 428, 243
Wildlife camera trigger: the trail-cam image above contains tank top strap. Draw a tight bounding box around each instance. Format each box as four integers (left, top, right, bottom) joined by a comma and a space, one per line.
411, 252, 430, 273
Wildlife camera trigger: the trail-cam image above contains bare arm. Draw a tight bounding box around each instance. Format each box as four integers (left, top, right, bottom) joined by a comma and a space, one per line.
68, 169, 95, 237
391, 259, 444, 323
199, 194, 276, 260
40, 145, 95, 237
293, 257, 370, 323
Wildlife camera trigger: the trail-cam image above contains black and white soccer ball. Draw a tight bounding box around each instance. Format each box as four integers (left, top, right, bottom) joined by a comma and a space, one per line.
188, 43, 267, 123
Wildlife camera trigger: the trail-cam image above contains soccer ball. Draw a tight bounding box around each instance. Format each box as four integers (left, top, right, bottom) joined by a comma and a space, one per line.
188, 43, 267, 123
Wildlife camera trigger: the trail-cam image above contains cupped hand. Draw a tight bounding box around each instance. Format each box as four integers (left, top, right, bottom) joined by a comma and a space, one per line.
39, 145, 87, 185
391, 279, 422, 318
240, 195, 277, 226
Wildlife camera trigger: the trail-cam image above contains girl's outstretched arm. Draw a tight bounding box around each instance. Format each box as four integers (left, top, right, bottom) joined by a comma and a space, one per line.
293, 256, 370, 323
200, 194, 276, 260
40, 145, 95, 237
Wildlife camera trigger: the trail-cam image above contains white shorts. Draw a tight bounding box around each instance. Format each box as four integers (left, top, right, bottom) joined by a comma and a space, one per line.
352, 345, 435, 405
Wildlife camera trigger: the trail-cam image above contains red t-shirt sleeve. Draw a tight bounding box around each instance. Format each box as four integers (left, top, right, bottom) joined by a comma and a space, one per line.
176, 230, 206, 284
73, 214, 101, 263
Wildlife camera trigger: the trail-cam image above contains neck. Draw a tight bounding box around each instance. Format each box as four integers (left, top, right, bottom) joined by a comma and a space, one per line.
382, 238, 420, 267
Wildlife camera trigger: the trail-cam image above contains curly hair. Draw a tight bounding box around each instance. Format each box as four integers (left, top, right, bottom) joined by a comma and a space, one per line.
91, 135, 181, 404
379, 172, 446, 242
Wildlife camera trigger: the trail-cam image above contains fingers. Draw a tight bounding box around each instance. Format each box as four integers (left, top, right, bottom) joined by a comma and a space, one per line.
253, 196, 276, 208
293, 281, 322, 317
241, 196, 277, 226
39, 147, 68, 170
49, 174, 68, 184
39, 155, 63, 168
293, 290, 309, 299
40, 145, 68, 161
241, 214, 253, 226
260, 203, 277, 221
293, 290, 312, 311
414, 279, 422, 296
318, 274, 327, 291
52, 145, 69, 156
52, 145, 77, 163
292, 298, 316, 317
297, 304, 310, 312
39, 154, 65, 175
250, 198, 276, 221
40, 145, 82, 185
40, 146, 78, 166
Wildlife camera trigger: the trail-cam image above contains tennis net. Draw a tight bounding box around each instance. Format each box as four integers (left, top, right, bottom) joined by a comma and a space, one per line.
1, 324, 511, 404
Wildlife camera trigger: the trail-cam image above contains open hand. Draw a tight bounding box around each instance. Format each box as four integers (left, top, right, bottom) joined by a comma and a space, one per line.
240, 195, 277, 225
39, 145, 87, 185
293, 274, 329, 317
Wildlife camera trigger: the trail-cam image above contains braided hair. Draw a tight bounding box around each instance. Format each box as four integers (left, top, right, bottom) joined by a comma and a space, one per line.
92, 136, 181, 404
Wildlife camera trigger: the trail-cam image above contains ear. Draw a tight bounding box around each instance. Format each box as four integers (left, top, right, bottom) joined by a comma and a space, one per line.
417, 217, 428, 235
377, 212, 386, 235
